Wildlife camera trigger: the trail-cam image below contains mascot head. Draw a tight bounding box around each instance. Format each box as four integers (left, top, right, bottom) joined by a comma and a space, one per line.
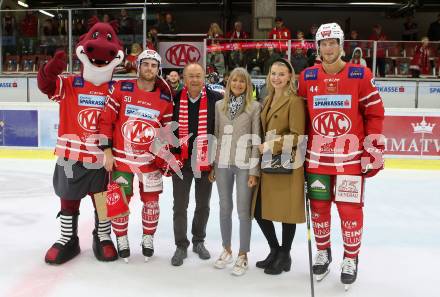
75, 16, 124, 86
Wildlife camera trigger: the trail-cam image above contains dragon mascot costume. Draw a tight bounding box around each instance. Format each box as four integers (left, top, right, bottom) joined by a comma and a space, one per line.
37, 17, 124, 264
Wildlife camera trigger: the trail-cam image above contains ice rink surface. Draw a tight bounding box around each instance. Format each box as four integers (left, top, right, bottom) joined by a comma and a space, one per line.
0, 158, 439, 297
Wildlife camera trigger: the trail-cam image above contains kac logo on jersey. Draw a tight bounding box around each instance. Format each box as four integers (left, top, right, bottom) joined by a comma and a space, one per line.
313, 95, 352, 109
73, 77, 84, 88
125, 104, 160, 120
77, 108, 101, 132
78, 94, 105, 108
304, 69, 318, 81
121, 82, 134, 92
348, 67, 364, 79
312, 111, 352, 137
122, 120, 156, 145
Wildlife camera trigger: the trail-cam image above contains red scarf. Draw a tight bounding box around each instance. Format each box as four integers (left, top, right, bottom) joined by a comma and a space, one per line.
178, 86, 211, 172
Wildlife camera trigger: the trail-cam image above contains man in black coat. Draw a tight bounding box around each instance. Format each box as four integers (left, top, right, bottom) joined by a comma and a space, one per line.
170, 63, 222, 266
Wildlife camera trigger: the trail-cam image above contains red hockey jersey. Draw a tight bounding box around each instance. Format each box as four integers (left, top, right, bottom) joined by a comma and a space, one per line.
298, 63, 385, 175
51, 75, 112, 164
99, 79, 173, 173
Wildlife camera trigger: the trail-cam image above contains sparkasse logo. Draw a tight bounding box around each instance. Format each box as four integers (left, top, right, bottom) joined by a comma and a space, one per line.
0, 81, 18, 88
377, 86, 405, 93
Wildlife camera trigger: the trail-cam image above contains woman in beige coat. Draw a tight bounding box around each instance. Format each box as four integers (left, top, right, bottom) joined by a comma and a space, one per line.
252, 58, 306, 275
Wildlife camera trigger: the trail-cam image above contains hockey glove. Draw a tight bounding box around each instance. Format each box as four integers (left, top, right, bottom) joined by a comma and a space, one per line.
361, 145, 384, 178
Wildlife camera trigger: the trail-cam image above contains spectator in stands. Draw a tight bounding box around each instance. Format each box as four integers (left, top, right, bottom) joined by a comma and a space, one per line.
147, 26, 159, 50
209, 49, 226, 76
226, 21, 249, 40
306, 48, 318, 67
427, 13, 440, 41
346, 30, 361, 59
19, 11, 38, 54
103, 14, 111, 23
269, 17, 291, 40
291, 47, 308, 75
305, 24, 318, 40
410, 37, 431, 78
124, 43, 142, 75
220, 71, 230, 87
225, 21, 248, 72
119, 9, 135, 35
350, 47, 367, 67
263, 47, 282, 74
149, 12, 163, 28
207, 22, 224, 40
41, 18, 57, 56
402, 15, 419, 41
369, 24, 388, 77
2, 6, 17, 56
73, 19, 87, 36
245, 48, 269, 74
159, 12, 177, 34
168, 70, 184, 92
228, 49, 246, 70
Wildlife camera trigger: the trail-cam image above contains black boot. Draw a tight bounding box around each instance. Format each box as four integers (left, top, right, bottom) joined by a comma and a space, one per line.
256, 247, 278, 269
45, 211, 80, 265
264, 250, 292, 275
92, 212, 118, 262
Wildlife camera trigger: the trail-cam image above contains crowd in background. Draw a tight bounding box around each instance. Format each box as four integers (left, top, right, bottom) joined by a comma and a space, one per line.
1, 7, 440, 77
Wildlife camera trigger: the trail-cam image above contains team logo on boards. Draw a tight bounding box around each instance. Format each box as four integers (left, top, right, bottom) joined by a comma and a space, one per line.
166, 44, 201, 67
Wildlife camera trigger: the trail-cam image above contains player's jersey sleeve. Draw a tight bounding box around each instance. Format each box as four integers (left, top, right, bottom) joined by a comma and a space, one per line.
297, 70, 307, 99
159, 92, 175, 147
358, 67, 385, 136
50, 75, 68, 102
99, 81, 122, 143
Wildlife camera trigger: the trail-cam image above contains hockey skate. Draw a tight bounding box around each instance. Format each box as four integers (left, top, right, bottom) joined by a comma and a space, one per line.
142, 234, 154, 261
313, 248, 332, 281
341, 256, 358, 291
92, 213, 118, 262
116, 235, 130, 263
45, 211, 80, 265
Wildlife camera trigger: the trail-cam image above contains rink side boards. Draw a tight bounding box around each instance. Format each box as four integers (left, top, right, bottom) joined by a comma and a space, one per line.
1, 104, 440, 170
1, 149, 440, 170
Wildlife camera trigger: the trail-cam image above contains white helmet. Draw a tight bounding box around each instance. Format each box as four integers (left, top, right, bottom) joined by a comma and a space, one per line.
137, 49, 161, 67
136, 49, 162, 76
315, 22, 345, 52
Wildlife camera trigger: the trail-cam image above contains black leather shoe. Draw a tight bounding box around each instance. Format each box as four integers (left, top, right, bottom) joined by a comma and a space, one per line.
256, 248, 278, 269
264, 250, 292, 275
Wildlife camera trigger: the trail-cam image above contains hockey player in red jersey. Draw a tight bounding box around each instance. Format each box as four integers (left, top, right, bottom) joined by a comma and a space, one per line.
297, 23, 385, 289
99, 49, 177, 262
37, 17, 124, 264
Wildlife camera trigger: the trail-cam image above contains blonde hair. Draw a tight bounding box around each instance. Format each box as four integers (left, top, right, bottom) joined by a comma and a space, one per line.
265, 60, 297, 100
222, 67, 253, 114
208, 22, 223, 38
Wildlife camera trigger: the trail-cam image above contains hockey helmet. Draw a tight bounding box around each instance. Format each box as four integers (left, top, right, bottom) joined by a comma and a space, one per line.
315, 22, 344, 52
136, 49, 162, 76
137, 49, 161, 68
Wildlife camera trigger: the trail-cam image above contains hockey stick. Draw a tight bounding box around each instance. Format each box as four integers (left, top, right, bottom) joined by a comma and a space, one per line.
305, 183, 315, 297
